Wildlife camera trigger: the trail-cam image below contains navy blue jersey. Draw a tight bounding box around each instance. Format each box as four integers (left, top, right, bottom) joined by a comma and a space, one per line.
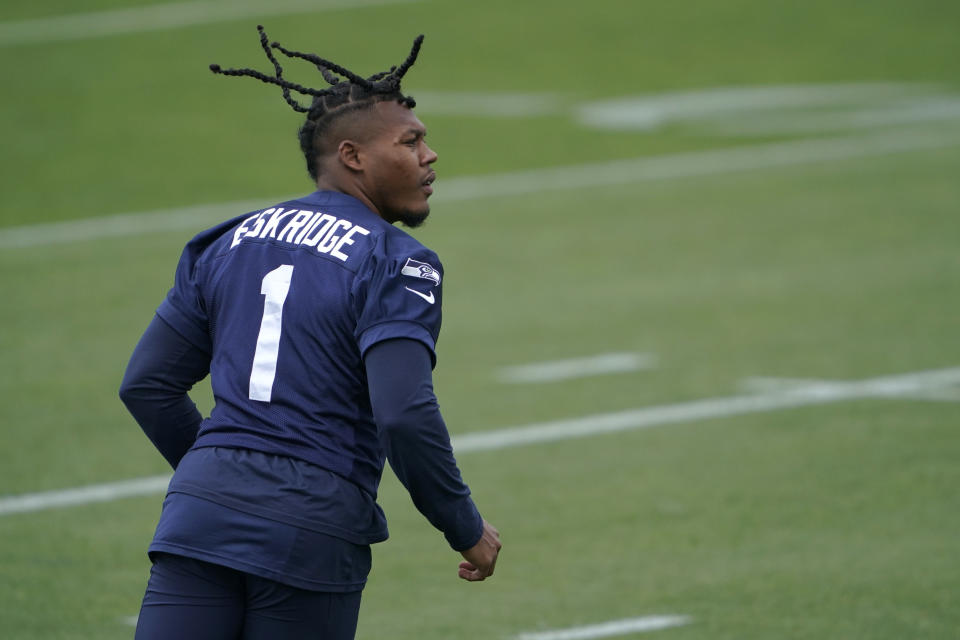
156, 190, 444, 499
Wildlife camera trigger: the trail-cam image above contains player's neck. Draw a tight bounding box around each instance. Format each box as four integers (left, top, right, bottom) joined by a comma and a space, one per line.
315, 176, 383, 220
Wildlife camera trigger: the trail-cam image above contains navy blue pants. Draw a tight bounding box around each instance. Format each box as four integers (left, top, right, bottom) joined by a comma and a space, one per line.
135, 553, 362, 640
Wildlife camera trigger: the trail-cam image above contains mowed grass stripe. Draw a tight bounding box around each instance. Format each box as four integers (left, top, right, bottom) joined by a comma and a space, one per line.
2, 366, 957, 517
2, 126, 958, 250
0, 0, 421, 46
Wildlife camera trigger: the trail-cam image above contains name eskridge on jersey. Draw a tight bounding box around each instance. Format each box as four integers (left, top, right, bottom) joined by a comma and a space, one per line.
231, 207, 370, 262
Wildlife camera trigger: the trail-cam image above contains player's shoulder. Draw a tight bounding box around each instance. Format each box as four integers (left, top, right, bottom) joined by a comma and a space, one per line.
378, 222, 438, 262
365, 220, 443, 287
177, 211, 253, 269
297, 191, 442, 275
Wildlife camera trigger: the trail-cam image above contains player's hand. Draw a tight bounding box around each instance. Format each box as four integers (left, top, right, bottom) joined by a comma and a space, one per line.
458, 519, 501, 582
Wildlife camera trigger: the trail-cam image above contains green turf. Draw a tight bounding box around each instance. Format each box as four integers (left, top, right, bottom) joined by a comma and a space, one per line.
1, 0, 959, 638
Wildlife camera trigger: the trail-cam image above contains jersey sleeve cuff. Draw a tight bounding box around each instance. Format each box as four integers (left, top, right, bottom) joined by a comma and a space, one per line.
445, 497, 484, 552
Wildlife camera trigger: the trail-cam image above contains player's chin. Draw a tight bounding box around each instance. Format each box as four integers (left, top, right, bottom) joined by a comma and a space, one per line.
397, 205, 431, 228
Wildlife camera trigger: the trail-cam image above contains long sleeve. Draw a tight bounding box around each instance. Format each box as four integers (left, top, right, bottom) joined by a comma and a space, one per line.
365, 338, 483, 551
119, 315, 210, 469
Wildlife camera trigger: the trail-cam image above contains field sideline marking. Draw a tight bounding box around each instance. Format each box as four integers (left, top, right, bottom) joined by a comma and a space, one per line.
575, 84, 960, 132
122, 611, 691, 632
1, 366, 957, 517
3, 127, 959, 250
450, 366, 960, 453
497, 352, 657, 384
0, 475, 173, 517
0, 0, 419, 46
516, 615, 691, 640
741, 375, 960, 401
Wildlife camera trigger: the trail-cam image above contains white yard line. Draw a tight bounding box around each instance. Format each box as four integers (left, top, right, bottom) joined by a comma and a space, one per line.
432, 127, 960, 202
897, 388, 960, 402
711, 97, 960, 136
741, 370, 960, 401
516, 615, 691, 640
125, 611, 691, 632
452, 366, 960, 453
3, 127, 959, 250
0, 198, 271, 250
0, 0, 419, 46
2, 366, 958, 517
0, 475, 171, 516
740, 377, 837, 393
498, 352, 657, 384
575, 84, 950, 131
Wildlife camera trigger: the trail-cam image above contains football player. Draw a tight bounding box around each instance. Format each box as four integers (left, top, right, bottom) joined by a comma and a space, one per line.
120, 27, 500, 640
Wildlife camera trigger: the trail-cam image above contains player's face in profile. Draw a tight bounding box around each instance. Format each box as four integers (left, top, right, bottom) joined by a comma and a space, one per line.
362, 101, 438, 227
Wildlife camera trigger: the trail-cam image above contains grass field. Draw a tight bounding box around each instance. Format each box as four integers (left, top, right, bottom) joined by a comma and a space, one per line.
1, 1, 959, 638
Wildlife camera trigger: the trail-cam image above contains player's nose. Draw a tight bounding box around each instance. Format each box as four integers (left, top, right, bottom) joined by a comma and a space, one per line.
422, 143, 438, 165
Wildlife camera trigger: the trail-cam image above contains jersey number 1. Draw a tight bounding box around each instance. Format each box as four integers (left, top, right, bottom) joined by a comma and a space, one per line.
249, 264, 294, 402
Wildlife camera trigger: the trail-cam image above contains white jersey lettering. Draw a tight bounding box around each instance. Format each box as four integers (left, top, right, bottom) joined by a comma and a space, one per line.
276, 210, 314, 243
300, 214, 336, 247
259, 208, 294, 239
317, 219, 352, 255
231, 207, 370, 262
231, 211, 263, 249
332, 225, 371, 261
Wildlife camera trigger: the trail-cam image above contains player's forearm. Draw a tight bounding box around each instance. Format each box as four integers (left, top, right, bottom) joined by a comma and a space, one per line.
119, 315, 208, 468
365, 338, 484, 550
382, 418, 484, 551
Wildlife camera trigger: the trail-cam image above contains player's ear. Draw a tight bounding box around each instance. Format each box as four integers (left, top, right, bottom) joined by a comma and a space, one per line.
338, 139, 363, 172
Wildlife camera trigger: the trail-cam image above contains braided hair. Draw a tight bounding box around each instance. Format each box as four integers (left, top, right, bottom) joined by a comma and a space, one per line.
210, 26, 424, 180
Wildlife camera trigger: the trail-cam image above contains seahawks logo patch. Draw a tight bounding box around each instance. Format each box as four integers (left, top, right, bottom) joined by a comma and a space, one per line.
401, 258, 441, 286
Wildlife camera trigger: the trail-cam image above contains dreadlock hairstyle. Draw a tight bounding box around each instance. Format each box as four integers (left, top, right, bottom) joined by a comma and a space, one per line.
210, 26, 424, 180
